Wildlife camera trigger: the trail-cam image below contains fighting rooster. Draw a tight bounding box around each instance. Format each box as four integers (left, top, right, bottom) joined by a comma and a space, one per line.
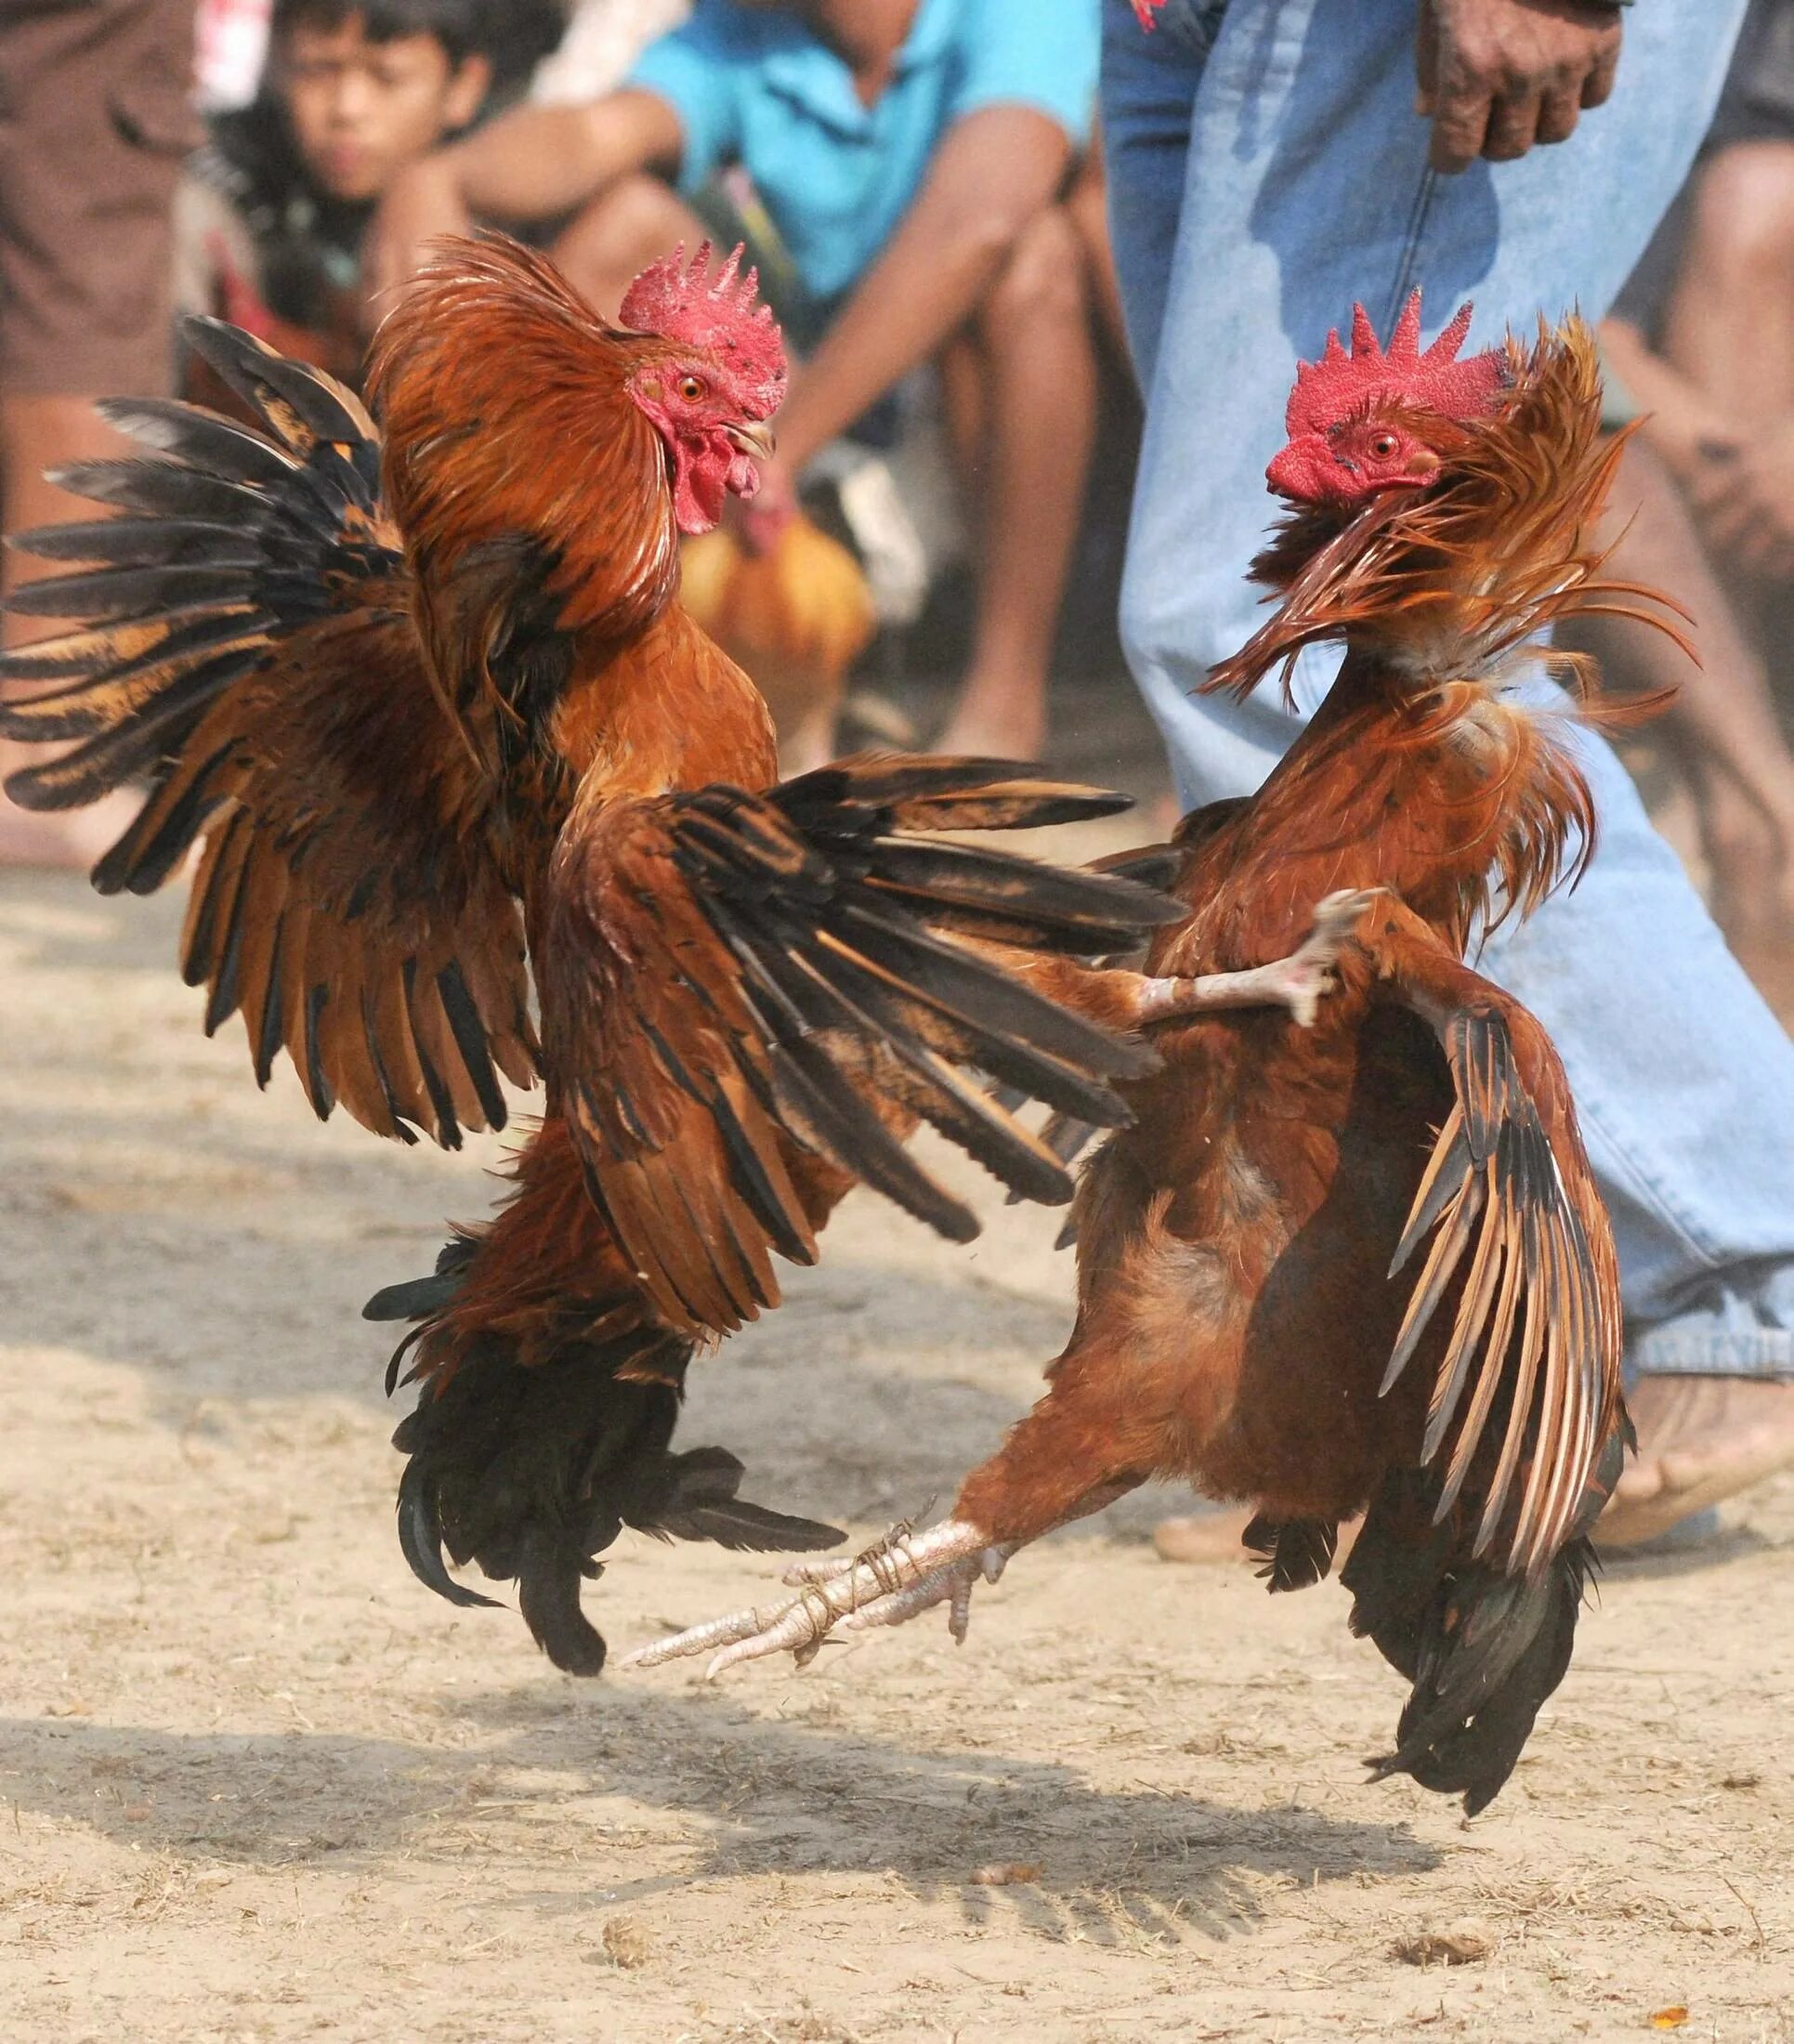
0, 235, 1350, 1674
629, 301, 1673, 1815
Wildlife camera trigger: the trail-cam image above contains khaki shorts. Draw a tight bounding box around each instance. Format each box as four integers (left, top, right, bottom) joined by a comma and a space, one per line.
0, 0, 197, 399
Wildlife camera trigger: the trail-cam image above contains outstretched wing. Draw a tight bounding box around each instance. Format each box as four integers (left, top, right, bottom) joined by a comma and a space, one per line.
1381, 1002, 1623, 1579
540, 754, 1184, 1338
0, 318, 536, 1146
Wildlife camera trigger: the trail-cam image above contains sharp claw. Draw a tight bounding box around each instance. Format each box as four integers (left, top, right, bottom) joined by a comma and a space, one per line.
1276, 887, 1380, 1027
949, 1574, 973, 1642
1311, 886, 1381, 944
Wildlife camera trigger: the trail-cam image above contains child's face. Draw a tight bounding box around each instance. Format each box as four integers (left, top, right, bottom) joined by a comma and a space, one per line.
278, 13, 489, 204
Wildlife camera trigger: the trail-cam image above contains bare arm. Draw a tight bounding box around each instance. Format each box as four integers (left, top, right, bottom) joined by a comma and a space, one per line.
365, 90, 684, 307
1598, 317, 1740, 481
1601, 318, 1794, 580
1581, 432, 1794, 780
767, 104, 1075, 476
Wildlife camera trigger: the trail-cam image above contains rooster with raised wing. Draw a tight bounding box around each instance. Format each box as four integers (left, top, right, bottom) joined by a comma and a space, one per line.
0, 234, 1354, 1675
629, 300, 1679, 1815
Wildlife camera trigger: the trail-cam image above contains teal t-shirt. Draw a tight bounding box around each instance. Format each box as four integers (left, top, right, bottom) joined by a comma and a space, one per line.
625, 0, 1098, 307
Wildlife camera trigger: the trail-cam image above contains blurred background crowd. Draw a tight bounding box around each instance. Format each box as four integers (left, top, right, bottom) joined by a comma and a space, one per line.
4, 0, 1794, 1024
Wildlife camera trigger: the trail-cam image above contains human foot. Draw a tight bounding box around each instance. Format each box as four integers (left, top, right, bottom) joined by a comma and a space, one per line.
1600, 1373, 1794, 1548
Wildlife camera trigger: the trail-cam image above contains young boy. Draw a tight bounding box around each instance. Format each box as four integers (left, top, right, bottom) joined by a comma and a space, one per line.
174, 0, 498, 382
365, 0, 1104, 762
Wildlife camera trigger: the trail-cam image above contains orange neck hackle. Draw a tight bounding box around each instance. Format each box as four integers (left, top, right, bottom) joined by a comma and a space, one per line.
1213, 316, 1691, 708
1211, 314, 1693, 942
368, 233, 681, 658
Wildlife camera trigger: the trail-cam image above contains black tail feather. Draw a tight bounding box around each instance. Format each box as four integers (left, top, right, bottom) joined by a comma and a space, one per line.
1342, 1469, 1594, 1815
1244, 1513, 1340, 1592
379, 1250, 843, 1674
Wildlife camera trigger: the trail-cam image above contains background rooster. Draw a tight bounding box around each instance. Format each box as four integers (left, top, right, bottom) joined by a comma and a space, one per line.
630, 301, 1676, 1815
0, 234, 1350, 1676
678, 510, 879, 776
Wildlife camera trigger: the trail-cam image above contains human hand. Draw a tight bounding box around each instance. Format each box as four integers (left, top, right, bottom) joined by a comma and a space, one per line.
1417, 0, 1623, 175
361, 155, 473, 325
1683, 423, 1794, 583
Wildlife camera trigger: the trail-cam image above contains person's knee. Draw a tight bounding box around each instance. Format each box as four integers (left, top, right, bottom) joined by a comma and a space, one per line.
554, 173, 691, 304
1689, 143, 1794, 282
979, 205, 1090, 340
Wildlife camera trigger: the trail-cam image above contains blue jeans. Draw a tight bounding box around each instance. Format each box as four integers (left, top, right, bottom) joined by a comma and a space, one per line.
1103, 0, 1794, 1380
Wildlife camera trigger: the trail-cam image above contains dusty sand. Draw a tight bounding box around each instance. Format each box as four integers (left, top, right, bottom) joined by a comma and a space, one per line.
2, 860, 1790, 2044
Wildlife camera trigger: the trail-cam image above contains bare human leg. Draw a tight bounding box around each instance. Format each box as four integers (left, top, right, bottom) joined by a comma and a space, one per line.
1, 397, 148, 868
1660, 142, 1794, 426
932, 204, 1097, 761
1558, 435, 1794, 1019
1657, 143, 1794, 714
1067, 130, 1131, 367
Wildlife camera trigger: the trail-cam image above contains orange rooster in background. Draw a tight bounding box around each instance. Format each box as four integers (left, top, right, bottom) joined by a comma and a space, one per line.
631, 301, 1675, 1815
679, 510, 879, 776
0, 235, 1357, 1676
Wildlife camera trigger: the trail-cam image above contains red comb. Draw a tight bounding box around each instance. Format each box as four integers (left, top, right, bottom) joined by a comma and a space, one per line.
620, 240, 787, 417
1285, 291, 1506, 436
1131, 0, 1165, 24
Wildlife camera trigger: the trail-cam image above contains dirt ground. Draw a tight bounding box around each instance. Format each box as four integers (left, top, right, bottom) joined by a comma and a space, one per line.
3, 850, 1791, 2044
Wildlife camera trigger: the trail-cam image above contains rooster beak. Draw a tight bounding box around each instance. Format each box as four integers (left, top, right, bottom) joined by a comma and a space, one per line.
727, 419, 777, 463
1265, 433, 1330, 502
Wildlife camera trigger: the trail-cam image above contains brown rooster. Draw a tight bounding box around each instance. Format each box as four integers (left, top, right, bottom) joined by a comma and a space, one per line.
0, 234, 1354, 1676
628, 302, 1676, 1815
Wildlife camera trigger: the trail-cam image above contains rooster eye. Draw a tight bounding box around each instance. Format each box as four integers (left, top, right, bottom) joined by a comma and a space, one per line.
678, 375, 707, 402
1368, 432, 1400, 459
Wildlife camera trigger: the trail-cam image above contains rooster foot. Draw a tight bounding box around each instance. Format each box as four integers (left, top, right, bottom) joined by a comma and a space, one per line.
618, 1518, 1006, 1678
1140, 885, 1379, 1030
1273, 886, 1382, 1027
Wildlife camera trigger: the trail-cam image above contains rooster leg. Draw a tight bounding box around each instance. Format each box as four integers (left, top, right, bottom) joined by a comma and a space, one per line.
619, 1518, 1009, 1677
622, 1464, 1140, 1678
1139, 887, 1380, 1029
